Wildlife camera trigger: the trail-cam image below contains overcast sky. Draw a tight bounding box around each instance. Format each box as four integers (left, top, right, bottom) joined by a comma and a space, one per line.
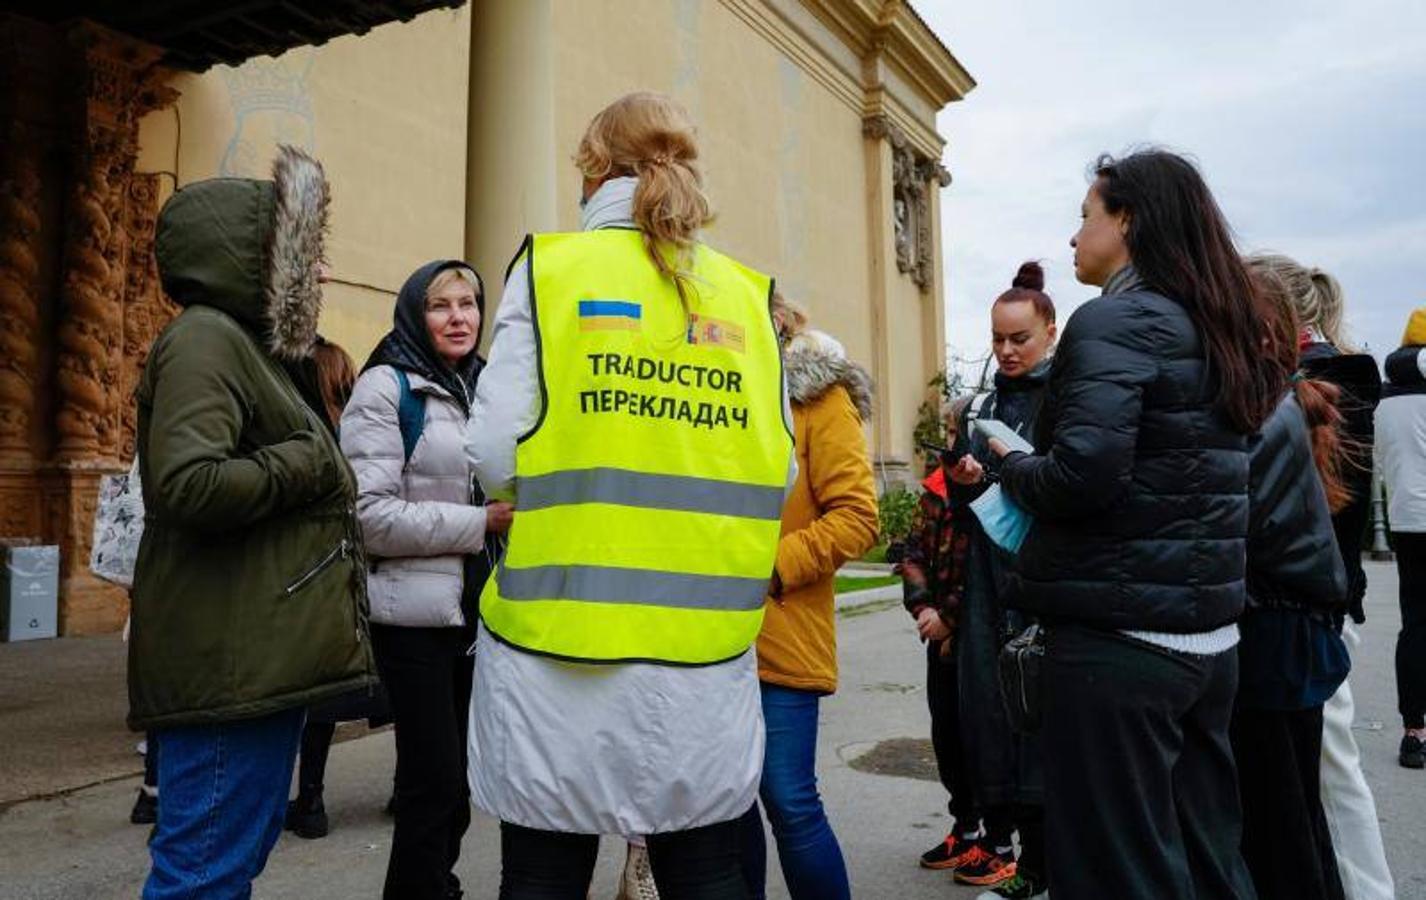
919, 0, 1425, 383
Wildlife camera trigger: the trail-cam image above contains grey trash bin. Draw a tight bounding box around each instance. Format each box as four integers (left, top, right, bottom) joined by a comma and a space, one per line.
1, 544, 60, 642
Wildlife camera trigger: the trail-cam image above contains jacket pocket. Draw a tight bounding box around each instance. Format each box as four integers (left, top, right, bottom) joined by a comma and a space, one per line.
285, 539, 351, 597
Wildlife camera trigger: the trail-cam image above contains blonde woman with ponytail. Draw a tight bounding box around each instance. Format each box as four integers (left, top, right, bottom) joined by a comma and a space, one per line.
467, 93, 795, 899
1245, 254, 1393, 900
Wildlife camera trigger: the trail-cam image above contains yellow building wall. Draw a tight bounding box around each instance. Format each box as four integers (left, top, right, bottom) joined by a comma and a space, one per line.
468, 0, 917, 457
129, 0, 955, 475
553, 0, 877, 366
134, 6, 473, 367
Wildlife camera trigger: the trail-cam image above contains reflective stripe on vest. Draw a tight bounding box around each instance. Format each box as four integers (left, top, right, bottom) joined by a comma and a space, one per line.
515, 468, 785, 520
480, 230, 793, 665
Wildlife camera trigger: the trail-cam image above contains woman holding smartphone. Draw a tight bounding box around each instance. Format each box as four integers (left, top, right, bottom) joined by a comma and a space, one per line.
942, 262, 1056, 899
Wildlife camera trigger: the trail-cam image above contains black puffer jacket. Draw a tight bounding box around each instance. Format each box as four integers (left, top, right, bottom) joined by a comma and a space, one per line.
1238, 392, 1350, 710
1246, 393, 1347, 615
999, 287, 1251, 632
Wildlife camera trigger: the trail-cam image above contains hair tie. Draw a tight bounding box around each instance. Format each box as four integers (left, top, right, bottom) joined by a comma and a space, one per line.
1289, 372, 1305, 383
652, 154, 672, 166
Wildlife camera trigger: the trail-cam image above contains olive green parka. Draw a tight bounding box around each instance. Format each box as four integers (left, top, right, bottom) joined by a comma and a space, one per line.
127, 146, 374, 730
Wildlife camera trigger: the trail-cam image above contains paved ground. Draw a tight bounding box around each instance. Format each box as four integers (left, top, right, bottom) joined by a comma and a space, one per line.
0, 562, 1420, 899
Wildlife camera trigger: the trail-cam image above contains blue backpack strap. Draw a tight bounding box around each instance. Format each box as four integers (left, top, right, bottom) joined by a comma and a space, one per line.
393, 368, 427, 466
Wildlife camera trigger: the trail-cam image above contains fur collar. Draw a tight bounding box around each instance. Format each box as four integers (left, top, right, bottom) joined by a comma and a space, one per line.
784, 343, 874, 420
265, 145, 331, 361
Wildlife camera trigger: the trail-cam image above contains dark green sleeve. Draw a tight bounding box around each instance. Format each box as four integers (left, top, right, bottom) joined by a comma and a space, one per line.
143, 320, 339, 530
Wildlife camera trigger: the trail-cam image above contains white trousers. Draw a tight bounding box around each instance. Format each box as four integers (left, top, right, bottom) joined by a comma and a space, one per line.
1320, 624, 1395, 900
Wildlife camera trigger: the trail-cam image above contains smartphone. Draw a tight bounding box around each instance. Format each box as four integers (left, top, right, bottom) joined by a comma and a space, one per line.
918, 441, 964, 466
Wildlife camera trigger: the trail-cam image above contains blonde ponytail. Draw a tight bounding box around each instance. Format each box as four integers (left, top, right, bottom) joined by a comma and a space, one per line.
1306, 267, 1351, 351
1246, 253, 1356, 352
575, 92, 713, 308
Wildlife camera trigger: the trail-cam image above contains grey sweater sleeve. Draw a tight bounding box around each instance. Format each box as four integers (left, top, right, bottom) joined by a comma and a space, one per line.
467, 259, 540, 502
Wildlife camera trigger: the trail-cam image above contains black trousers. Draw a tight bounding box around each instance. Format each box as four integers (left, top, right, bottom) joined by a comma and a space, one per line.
1394, 532, 1426, 729
371, 624, 474, 900
926, 640, 979, 830
296, 721, 336, 795
498, 819, 747, 900
930, 642, 1046, 882
1041, 626, 1255, 900
143, 731, 160, 789
1232, 705, 1345, 900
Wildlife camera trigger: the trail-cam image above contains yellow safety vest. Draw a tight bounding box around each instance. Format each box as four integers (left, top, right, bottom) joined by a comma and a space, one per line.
480, 230, 793, 665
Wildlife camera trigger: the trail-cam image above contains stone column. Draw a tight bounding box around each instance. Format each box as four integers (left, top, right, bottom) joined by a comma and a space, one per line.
43, 23, 177, 634
0, 16, 63, 543
53, 24, 177, 465
0, 126, 44, 466
862, 113, 950, 487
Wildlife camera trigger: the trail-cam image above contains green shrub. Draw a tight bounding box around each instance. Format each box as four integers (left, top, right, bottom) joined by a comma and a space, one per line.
879, 486, 919, 546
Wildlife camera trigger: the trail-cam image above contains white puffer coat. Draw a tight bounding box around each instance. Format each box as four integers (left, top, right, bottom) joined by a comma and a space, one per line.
341, 365, 488, 627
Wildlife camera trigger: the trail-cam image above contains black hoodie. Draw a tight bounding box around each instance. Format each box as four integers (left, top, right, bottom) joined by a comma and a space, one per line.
1299, 342, 1382, 624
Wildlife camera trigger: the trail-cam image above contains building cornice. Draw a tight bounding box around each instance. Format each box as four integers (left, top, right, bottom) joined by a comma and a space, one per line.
717, 0, 973, 160
800, 0, 975, 107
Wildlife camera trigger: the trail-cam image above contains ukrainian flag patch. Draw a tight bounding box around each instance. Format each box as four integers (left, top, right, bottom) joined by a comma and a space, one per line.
579, 299, 642, 332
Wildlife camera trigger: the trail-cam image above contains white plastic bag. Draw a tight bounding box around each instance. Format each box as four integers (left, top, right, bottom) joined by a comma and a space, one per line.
90, 457, 144, 589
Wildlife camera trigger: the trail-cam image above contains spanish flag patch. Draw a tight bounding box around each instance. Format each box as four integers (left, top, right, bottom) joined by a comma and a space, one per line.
686, 313, 745, 353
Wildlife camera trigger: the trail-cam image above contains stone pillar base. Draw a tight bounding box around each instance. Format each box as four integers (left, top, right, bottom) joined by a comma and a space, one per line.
874, 456, 916, 492
40, 465, 128, 635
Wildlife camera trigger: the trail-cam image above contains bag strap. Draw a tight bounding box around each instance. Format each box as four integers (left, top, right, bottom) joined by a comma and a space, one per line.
967, 390, 995, 422
393, 368, 427, 466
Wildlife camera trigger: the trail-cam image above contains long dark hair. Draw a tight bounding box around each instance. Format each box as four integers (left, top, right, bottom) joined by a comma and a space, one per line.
312, 337, 356, 430
1093, 150, 1283, 433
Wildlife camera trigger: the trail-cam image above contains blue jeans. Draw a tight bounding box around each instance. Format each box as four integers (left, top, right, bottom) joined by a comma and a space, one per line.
144, 707, 305, 900
740, 683, 850, 900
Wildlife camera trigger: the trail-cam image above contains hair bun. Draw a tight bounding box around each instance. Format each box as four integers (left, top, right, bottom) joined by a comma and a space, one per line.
1012, 260, 1045, 292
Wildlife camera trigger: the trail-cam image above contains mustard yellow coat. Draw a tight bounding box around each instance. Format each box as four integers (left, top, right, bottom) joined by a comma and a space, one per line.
757, 338, 879, 694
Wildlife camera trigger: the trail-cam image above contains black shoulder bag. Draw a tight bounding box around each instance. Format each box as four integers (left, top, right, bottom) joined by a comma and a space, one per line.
999, 623, 1045, 734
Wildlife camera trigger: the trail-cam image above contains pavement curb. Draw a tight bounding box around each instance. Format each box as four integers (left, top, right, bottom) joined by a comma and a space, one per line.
834, 584, 902, 612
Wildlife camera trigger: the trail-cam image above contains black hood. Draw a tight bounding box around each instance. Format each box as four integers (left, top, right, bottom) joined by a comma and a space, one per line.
1300, 350, 1382, 409
1384, 345, 1426, 390
362, 259, 485, 413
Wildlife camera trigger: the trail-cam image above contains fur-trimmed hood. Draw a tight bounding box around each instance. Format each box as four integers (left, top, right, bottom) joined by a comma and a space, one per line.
156, 145, 330, 362
783, 333, 874, 420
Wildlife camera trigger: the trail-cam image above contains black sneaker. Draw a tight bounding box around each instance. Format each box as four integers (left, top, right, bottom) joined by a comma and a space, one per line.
976, 873, 1049, 899
1402, 734, 1425, 769
953, 844, 1018, 887
284, 792, 329, 839
129, 789, 157, 825
919, 832, 980, 870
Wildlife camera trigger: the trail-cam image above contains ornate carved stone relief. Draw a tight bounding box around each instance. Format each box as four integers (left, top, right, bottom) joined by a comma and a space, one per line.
54, 25, 177, 464
118, 174, 176, 463
863, 114, 951, 291
0, 126, 44, 461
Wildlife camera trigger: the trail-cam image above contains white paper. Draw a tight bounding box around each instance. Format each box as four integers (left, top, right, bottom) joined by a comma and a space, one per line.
971, 418, 1035, 454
